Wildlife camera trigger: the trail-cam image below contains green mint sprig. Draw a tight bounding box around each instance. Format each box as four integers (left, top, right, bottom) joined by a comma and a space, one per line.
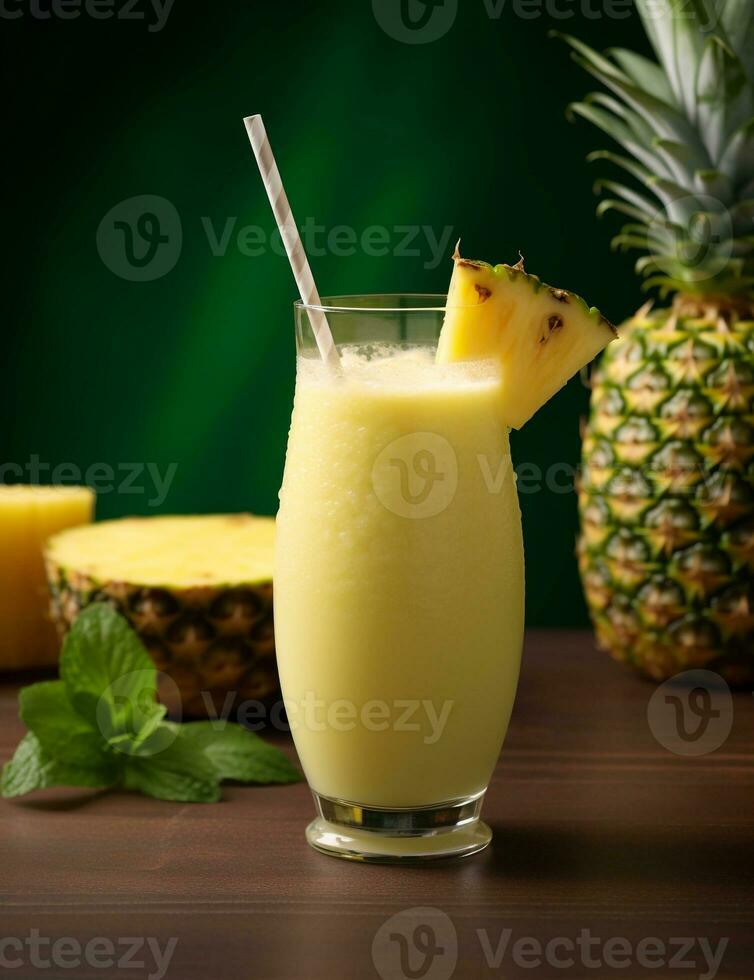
1, 604, 300, 802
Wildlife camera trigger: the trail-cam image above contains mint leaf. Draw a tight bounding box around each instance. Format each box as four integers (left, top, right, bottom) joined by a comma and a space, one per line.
1, 733, 119, 798
20, 680, 95, 748
179, 722, 302, 784
2, 605, 298, 804
59, 605, 157, 732
19, 680, 110, 772
123, 731, 221, 803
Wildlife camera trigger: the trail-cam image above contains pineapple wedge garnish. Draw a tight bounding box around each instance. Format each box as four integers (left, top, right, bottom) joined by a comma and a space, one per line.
437, 248, 617, 428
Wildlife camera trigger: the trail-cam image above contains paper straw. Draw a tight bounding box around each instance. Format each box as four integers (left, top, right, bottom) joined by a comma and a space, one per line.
243, 114, 340, 370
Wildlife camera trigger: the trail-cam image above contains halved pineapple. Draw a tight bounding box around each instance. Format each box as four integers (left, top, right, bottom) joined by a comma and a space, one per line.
45, 515, 277, 717
437, 250, 616, 428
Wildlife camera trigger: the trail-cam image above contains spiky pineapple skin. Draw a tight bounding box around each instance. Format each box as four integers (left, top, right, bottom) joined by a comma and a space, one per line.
578, 306, 754, 685
46, 568, 278, 717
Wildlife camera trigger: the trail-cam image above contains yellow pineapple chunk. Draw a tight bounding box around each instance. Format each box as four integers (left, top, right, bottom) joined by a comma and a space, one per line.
0, 485, 94, 670
46, 514, 275, 589
437, 251, 617, 428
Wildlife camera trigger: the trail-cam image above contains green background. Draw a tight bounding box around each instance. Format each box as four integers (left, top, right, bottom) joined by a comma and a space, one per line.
3, 0, 651, 627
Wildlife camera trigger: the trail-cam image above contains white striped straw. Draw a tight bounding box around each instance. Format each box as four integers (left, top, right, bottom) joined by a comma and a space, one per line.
243, 114, 340, 370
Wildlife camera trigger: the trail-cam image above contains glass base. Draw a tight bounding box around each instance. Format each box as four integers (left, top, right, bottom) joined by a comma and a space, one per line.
306, 791, 491, 863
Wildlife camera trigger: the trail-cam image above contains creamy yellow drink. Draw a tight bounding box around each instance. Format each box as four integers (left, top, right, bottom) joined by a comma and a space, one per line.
274, 346, 525, 810
274, 268, 612, 862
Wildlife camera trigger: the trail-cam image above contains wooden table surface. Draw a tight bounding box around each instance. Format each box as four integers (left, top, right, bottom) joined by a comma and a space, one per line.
1, 630, 753, 980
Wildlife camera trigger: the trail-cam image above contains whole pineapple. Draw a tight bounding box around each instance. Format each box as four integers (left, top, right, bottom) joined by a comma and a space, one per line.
567, 1, 754, 683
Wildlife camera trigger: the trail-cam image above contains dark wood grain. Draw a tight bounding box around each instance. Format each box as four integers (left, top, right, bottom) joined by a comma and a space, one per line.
1, 631, 753, 979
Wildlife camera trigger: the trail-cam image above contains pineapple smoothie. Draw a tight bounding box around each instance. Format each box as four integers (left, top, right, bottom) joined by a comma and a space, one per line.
244, 108, 616, 859
274, 345, 525, 808
273, 265, 612, 861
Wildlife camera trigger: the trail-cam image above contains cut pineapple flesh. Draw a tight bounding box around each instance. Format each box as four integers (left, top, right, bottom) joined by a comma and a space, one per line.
46, 514, 275, 588
437, 252, 616, 428
0, 485, 94, 669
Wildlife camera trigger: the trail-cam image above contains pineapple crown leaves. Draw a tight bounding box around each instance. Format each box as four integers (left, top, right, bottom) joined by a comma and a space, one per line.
555, 0, 754, 301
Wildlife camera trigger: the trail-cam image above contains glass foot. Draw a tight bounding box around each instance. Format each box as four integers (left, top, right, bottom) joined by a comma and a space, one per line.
305, 792, 492, 863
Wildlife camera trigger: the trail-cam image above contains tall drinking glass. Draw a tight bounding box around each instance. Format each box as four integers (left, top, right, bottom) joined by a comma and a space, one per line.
274, 295, 524, 862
